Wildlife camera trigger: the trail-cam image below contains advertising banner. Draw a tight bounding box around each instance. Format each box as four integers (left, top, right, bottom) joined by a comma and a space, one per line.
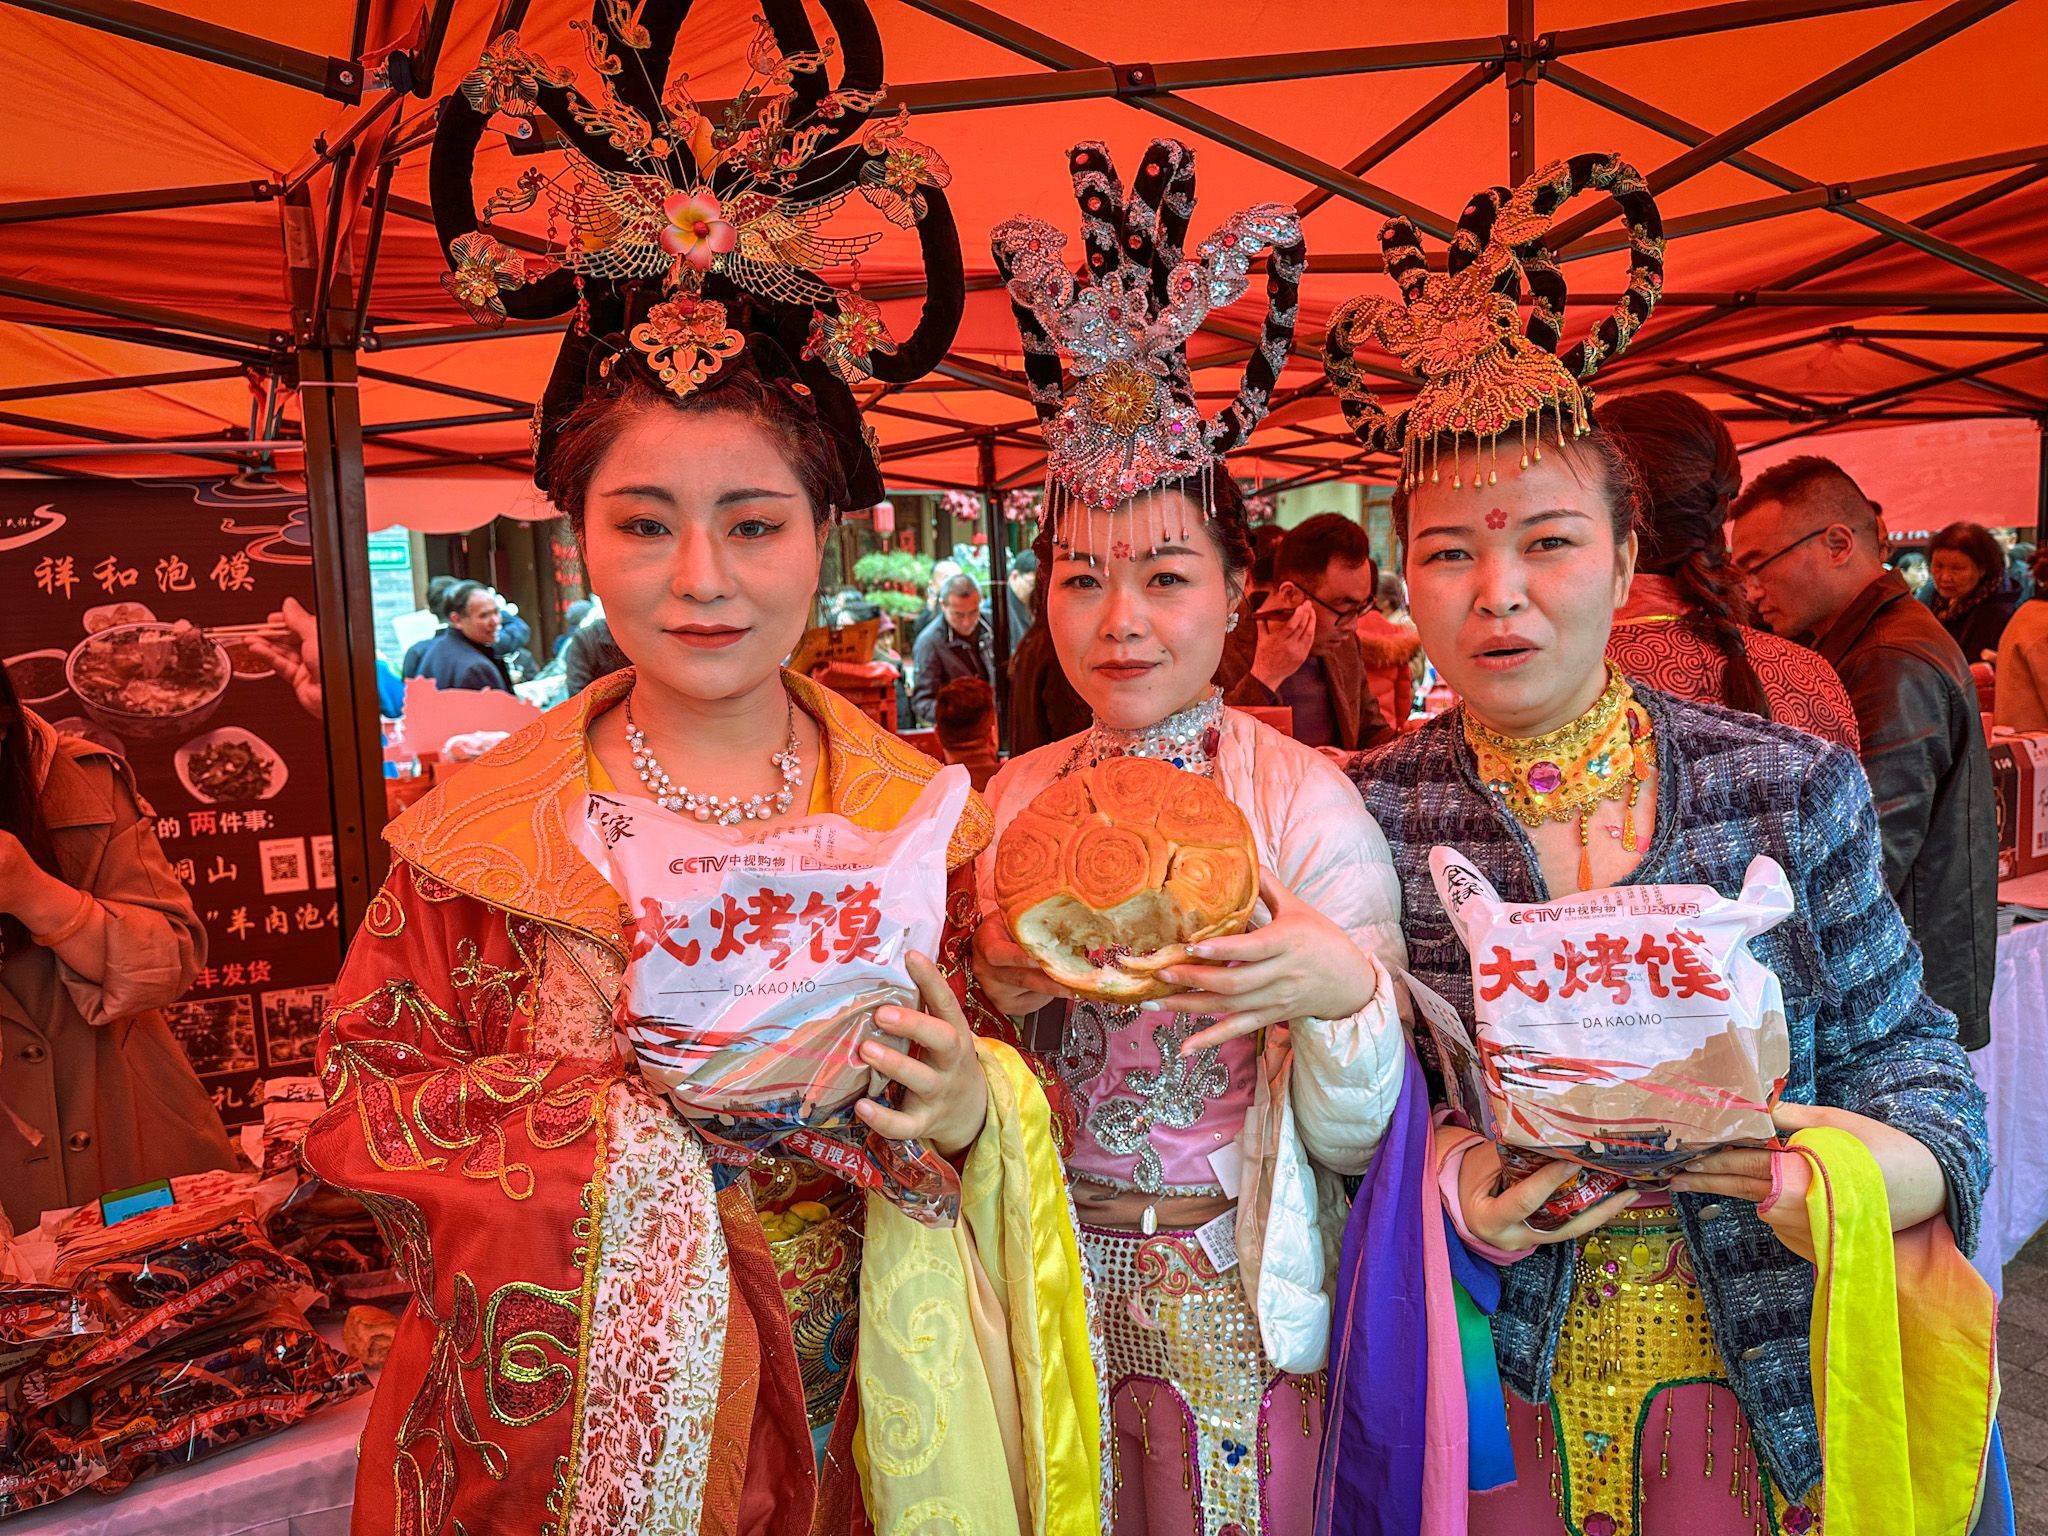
2, 477, 345, 1124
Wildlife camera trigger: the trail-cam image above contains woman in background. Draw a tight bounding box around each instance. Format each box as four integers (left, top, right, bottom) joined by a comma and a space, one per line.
1994, 548, 2048, 731
1927, 519, 2020, 663
0, 662, 233, 1234
1600, 390, 1859, 750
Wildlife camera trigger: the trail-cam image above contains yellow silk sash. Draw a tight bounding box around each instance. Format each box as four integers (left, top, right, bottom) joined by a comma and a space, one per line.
855, 1038, 1100, 1536
1795, 1125, 1997, 1536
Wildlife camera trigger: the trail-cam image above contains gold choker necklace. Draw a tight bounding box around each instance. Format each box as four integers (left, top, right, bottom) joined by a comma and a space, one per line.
1464, 664, 1656, 889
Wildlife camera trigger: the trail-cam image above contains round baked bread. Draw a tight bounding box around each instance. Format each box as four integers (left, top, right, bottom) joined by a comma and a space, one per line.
994, 757, 1259, 1002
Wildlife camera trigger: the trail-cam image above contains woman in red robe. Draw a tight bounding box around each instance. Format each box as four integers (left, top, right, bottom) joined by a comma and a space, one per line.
305, 8, 1098, 1530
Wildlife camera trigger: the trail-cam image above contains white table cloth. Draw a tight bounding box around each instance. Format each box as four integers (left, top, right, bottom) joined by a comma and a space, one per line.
1973, 917, 2048, 1288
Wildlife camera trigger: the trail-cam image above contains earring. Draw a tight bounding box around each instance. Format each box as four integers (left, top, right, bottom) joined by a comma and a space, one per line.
1225, 611, 1240, 633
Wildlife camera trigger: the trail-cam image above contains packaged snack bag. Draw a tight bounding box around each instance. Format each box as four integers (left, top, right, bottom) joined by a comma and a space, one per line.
577, 766, 971, 1227
18, 1203, 314, 1407
1422, 847, 1794, 1219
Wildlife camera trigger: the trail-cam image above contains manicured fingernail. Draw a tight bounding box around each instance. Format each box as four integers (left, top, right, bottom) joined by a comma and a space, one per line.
1186, 944, 1210, 961
1138, 1000, 1163, 1012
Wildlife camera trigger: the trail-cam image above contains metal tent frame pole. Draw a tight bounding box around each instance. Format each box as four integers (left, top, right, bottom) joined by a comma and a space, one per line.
979, 434, 1011, 751
282, 161, 389, 930
1, 0, 363, 99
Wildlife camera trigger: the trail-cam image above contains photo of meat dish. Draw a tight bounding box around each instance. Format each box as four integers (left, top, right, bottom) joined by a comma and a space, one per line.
3, 649, 67, 707
176, 727, 285, 803
67, 622, 229, 719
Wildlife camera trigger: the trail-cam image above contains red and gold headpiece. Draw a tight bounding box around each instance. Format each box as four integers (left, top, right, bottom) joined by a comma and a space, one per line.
430, 0, 966, 505
1323, 153, 1665, 490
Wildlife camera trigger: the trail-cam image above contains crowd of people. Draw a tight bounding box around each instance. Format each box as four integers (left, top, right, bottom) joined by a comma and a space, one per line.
0, 7, 2029, 1533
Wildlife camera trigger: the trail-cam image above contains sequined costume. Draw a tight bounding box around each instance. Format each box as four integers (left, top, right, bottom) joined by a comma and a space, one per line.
304, 671, 1100, 1536
1351, 688, 1989, 1525
980, 697, 1407, 1536
1469, 1206, 1817, 1536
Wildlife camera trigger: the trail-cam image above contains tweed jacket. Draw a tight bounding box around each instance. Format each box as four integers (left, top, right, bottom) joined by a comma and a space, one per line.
1350, 687, 1990, 1502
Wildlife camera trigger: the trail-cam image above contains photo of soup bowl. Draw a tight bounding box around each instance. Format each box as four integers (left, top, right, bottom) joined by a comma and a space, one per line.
3, 649, 70, 709
65, 621, 232, 742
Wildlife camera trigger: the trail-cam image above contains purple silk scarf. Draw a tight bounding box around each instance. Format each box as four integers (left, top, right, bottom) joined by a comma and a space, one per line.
1314, 1038, 1431, 1536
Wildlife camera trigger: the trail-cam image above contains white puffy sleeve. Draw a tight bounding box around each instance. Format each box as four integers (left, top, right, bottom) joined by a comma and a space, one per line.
1256, 743, 1409, 1177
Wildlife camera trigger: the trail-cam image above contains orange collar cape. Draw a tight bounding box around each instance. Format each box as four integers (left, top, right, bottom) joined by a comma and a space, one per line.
386, 667, 994, 951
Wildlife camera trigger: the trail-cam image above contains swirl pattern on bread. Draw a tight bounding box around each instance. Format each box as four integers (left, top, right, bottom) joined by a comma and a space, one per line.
993, 757, 1258, 1002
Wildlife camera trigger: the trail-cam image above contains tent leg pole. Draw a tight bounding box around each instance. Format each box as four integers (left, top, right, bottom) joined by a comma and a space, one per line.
300, 344, 389, 932
1507, 0, 1537, 184
980, 434, 1011, 754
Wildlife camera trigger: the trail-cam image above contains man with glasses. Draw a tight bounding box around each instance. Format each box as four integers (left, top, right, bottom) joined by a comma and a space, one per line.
1729, 455, 1995, 1049
1225, 512, 1396, 752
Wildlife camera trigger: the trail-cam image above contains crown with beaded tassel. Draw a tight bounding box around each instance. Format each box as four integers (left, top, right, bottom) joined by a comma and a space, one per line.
429, 0, 966, 506
1322, 152, 1665, 492
991, 140, 1304, 552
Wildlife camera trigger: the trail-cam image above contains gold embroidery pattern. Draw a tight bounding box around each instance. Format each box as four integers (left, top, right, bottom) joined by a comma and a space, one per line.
1544, 1206, 1813, 1536
861, 1247, 966, 1480
886, 1501, 974, 1536
772, 1206, 862, 1428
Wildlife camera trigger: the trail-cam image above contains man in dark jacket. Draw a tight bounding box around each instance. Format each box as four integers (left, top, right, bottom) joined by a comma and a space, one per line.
911, 574, 993, 724
401, 575, 461, 679
415, 581, 514, 694
1221, 513, 1397, 752
1730, 455, 1995, 1048
563, 616, 631, 695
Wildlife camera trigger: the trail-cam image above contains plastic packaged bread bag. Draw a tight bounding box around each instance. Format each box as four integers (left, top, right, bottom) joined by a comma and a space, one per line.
576, 766, 972, 1228
1417, 846, 1794, 1224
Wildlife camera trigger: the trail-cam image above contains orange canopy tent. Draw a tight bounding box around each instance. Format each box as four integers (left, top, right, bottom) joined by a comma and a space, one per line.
2, 0, 2043, 500
3, 0, 2042, 897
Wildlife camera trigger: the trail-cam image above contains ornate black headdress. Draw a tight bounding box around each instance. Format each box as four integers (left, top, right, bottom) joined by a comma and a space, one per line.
430, 0, 965, 506
990, 140, 1304, 547
1322, 152, 1665, 490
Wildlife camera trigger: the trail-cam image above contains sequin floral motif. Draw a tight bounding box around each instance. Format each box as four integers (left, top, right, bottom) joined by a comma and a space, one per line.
1086, 1015, 1228, 1194
1059, 1002, 1110, 1091
441, 232, 527, 327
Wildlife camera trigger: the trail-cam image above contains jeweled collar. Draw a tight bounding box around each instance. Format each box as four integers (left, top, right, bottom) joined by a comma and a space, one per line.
1460, 662, 1655, 889
1075, 687, 1225, 775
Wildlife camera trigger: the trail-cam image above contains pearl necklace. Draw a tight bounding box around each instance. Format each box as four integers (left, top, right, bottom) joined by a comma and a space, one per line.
625, 696, 801, 825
